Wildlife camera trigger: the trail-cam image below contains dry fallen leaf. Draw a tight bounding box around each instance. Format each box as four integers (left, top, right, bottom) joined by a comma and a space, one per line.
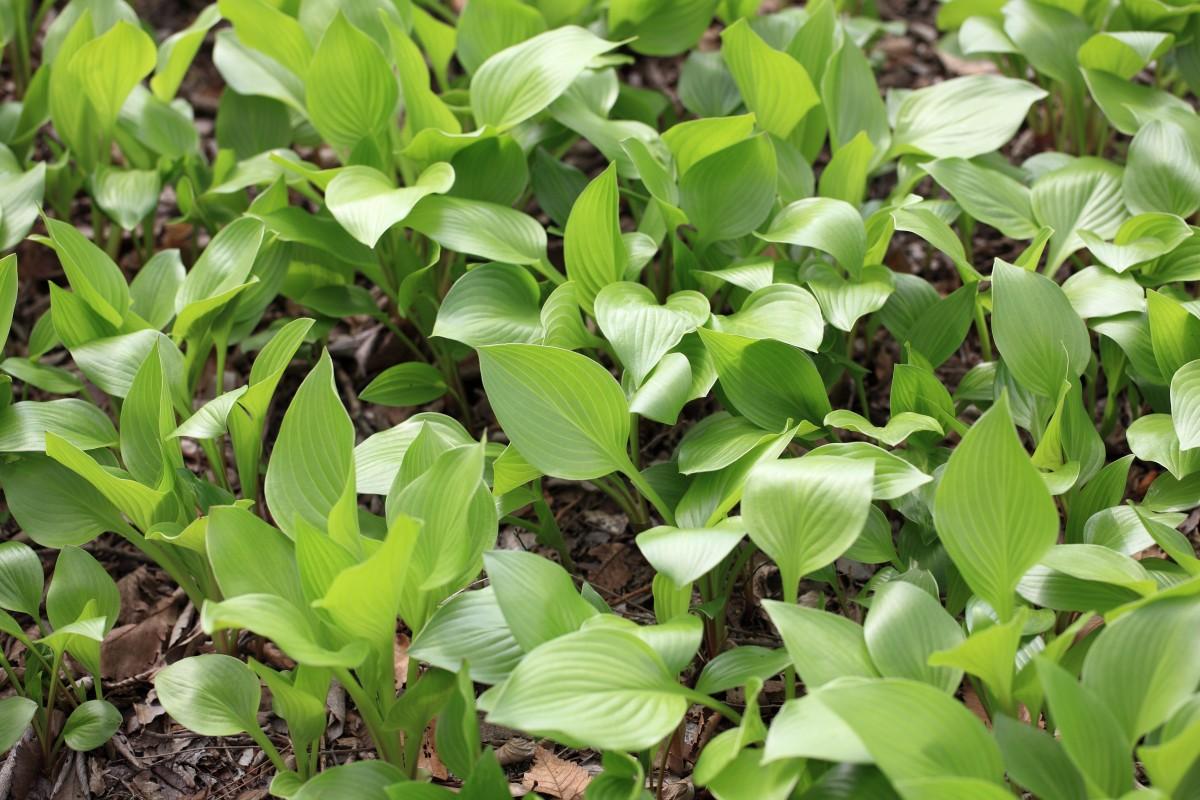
521, 746, 591, 800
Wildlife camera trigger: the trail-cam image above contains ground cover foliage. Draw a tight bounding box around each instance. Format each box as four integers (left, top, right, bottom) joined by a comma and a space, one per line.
0, 0, 1199, 797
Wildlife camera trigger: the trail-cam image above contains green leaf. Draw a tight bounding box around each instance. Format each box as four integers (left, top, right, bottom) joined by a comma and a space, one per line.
485, 550, 597, 651
45, 431, 167, 532
91, 167, 160, 230
406, 195, 546, 265
389, 441, 495, 591
151, 4, 221, 101
823, 410, 942, 446
1148, 289, 1200, 380
360, 363, 447, 408
564, 163, 626, 313
926, 157, 1038, 239
636, 524, 744, 587
1082, 595, 1200, 743
155, 654, 261, 736
609, 0, 716, 57
455, 0, 547, 74
890, 75, 1046, 159
992, 259, 1091, 397
1171, 359, 1200, 450
1124, 119, 1200, 218
864, 581, 964, 693
63, 699, 121, 751
0, 541, 43, 617
433, 263, 542, 348
74, 19, 157, 133
1078, 31, 1172, 79
720, 19, 818, 138
1130, 413, 1200, 480
1078, 213, 1192, 274
0, 696, 35, 753
478, 344, 630, 481
928, 612, 1025, 712
265, 350, 355, 538
759, 197, 866, 278
486, 626, 688, 751
207, 505, 305, 607
203, 593, 367, 668
0, 453, 124, 547
0, 399, 117, 452
218, 0, 308, 77
699, 329, 832, 431
934, 393, 1058, 620
176, 216, 265, 314
694, 646, 791, 696
679, 133, 777, 243
317, 514, 420, 653
306, 13, 397, 151
768, 678, 1005, 785
805, 442, 932, 500
470, 26, 621, 131
994, 714, 1088, 800
710, 284, 824, 352
44, 217, 129, 328
325, 163, 455, 248
1031, 158, 1126, 271
409, 587, 523, 685
1037, 659, 1132, 797
764, 601, 878, 688
129, 249, 184, 330
743, 455, 874, 600
595, 283, 709, 386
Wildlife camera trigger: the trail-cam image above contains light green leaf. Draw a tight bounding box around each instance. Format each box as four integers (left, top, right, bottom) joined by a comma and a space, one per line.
926, 157, 1038, 239
326, 163, 455, 248
1129, 413, 1200, 480
154, 654, 261, 736
764, 601, 878, 688
433, 263, 541, 348
720, 19, 818, 138
264, 350, 355, 539
478, 344, 630, 480
63, 699, 121, 751
306, 13, 397, 150
0, 399, 116, 452
710, 284, 824, 352
934, 393, 1059, 620
743, 455, 874, 599
91, 167, 160, 231
890, 75, 1046, 159
44, 218, 129, 328
486, 626, 687, 751
1031, 157, 1126, 271
151, 3, 221, 101
406, 195, 546, 265
992, 259, 1091, 397
699, 328, 831, 431
929, 612, 1025, 712
0, 541, 43, 617
470, 26, 621, 131
823, 410, 942, 446
679, 132, 777, 244
1037, 659, 1132, 797
758, 196, 864, 275
636, 524, 744, 587
409, 587, 523, 685
1124, 119, 1200, 218
1171, 359, 1200, 449
203, 593, 367, 668
0, 696, 36, 753
865, 581, 964, 693
485, 549, 597, 652
564, 163, 626, 313
595, 283, 708, 386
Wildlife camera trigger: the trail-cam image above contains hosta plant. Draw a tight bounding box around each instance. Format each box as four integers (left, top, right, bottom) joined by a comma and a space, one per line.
0, 542, 122, 769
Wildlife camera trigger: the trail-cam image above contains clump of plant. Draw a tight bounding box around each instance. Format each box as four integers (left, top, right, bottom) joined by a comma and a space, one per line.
0, 543, 122, 772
